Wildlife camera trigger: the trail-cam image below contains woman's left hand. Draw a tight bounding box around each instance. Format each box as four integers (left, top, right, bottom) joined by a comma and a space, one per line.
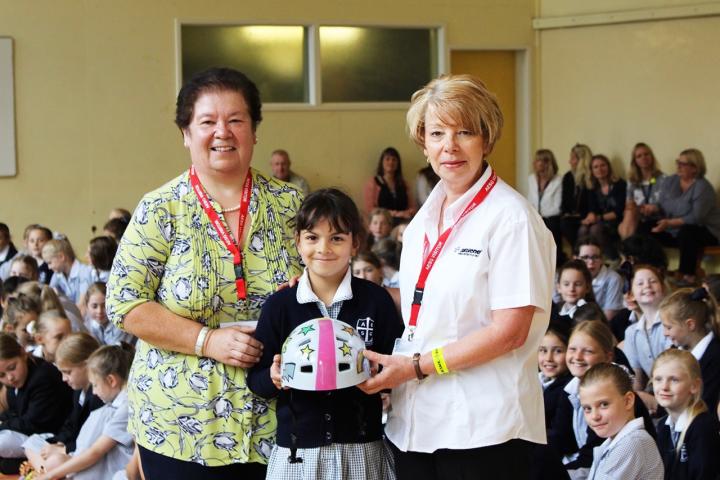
356, 350, 415, 394
651, 218, 670, 233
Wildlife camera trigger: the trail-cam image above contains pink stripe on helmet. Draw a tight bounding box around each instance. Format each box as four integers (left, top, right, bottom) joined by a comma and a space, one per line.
315, 319, 337, 391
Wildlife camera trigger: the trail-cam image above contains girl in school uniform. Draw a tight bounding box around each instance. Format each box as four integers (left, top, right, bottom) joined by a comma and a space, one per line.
623, 265, 671, 411
24, 332, 104, 473
248, 188, 402, 480
0, 333, 73, 465
28, 311, 72, 362
579, 363, 664, 480
652, 349, 720, 480
554, 259, 596, 324
549, 320, 656, 476
37, 343, 135, 480
84, 282, 134, 346
660, 287, 720, 416
539, 320, 573, 430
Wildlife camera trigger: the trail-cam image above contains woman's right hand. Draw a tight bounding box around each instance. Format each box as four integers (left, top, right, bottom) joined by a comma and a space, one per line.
40, 443, 66, 459
204, 326, 263, 368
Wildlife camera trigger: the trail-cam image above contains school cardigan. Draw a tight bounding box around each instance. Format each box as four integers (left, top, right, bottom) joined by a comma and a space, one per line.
542, 372, 573, 430
696, 335, 720, 415
656, 411, 720, 480
247, 276, 403, 448
0, 357, 73, 435
48, 386, 104, 453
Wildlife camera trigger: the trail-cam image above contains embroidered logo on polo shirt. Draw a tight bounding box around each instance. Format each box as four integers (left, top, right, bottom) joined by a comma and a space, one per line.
454, 247, 483, 257
356, 317, 374, 346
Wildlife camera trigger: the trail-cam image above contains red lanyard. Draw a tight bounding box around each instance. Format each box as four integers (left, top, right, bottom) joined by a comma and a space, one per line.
408, 169, 497, 335
189, 166, 253, 300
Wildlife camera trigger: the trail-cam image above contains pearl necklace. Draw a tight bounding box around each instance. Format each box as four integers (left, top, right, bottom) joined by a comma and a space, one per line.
221, 204, 241, 213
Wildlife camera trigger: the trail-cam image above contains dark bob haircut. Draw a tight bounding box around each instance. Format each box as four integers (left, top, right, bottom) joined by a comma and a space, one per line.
175, 67, 262, 131
295, 188, 365, 248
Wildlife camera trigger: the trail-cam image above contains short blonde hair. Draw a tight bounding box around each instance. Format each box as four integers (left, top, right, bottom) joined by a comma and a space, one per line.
679, 148, 706, 178
406, 74, 503, 155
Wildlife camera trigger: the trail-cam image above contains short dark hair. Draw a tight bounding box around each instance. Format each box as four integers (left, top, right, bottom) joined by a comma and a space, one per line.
175, 67, 262, 131
295, 188, 365, 248
574, 235, 604, 256
89, 236, 118, 271
619, 234, 668, 272
0, 222, 9, 238
103, 218, 129, 242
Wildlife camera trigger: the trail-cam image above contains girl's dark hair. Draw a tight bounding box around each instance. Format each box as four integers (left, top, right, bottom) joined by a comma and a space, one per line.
295, 188, 365, 247
546, 319, 571, 346
573, 302, 607, 324
87, 343, 135, 381
0, 333, 24, 359
175, 67, 262, 131
88, 236, 118, 271
619, 234, 668, 272
103, 218, 129, 242
375, 146, 406, 188
1, 276, 29, 301
557, 259, 596, 303
574, 235, 603, 256
352, 251, 382, 269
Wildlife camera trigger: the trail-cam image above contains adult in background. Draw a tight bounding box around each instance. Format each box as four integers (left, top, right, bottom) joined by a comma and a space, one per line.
618, 143, 665, 239
269, 148, 311, 196
106, 68, 303, 479
415, 165, 440, 207
579, 154, 627, 259
528, 148, 564, 264
652, 148, 720, 286
360, 74, 555, 479
560, 144, 592, 251
364, 146, 416, 225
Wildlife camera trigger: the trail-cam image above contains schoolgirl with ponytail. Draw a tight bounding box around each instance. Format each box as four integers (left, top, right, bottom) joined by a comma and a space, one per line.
659, 287, 720, 415
652, 349, 720, 479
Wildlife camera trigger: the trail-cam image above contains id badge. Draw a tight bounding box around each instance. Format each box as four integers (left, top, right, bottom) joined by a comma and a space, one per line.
392, 337, 414, 357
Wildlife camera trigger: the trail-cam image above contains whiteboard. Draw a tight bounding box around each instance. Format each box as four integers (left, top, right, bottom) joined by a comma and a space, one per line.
0, 38, 16, 177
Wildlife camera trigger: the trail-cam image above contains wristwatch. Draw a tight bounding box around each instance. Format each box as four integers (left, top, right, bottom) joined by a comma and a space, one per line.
413, 352, 427, 380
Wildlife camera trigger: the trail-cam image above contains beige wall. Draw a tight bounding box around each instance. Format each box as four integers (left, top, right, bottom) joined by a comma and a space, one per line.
537, 2, 720, 184
0, 0, 535, 253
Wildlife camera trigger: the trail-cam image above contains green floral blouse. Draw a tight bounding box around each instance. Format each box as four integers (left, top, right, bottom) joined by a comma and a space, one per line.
106, 168, 303, 466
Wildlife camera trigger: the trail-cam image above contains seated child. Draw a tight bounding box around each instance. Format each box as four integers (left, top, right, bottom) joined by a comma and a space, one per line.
0, 333, 72, 465
554, 260, 596, 322
25, 333, 104, 470
367, 208, 392, 249
37, 344, 135, 480
575, 236, 624, 321
28, 311, 72, 362
85, 282, 135, 346
653, 349, 720, 479
660, 287, 720, 416
579, 363, 663, 479
42, 238, 94, 305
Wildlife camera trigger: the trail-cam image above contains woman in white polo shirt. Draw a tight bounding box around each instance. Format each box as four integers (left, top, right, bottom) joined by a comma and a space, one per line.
360, 74, 556, 479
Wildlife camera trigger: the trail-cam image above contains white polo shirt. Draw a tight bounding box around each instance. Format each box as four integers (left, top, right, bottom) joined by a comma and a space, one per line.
386, 166, 556, 453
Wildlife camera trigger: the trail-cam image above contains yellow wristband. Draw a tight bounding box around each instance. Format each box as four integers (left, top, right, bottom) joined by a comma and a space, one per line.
431, 347, 449, 375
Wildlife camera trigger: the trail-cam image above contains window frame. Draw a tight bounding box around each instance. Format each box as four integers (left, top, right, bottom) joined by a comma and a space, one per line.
175, 20, 447, 110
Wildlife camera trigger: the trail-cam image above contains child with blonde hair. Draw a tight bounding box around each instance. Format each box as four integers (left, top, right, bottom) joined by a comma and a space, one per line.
24, 333, 104, 473
37, 344, 135, 480
85, 282, 134, 345
660, 287, 720, 415
653, 349, 720, 479
42, 238, 94, 304
579, 363, 663, 479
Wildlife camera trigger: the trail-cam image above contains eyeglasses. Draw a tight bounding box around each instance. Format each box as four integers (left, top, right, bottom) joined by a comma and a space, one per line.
578, 255, 601, 262
676, 159, 693, 167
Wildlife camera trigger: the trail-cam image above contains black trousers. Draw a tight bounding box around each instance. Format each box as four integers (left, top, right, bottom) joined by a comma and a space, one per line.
653, 224, 719, 275
139, 446, 267, 480
389, 439, 535, 480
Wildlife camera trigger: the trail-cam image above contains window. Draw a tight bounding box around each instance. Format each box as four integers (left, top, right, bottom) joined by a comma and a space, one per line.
179, 24, 442, 106
181, 25, 309, 103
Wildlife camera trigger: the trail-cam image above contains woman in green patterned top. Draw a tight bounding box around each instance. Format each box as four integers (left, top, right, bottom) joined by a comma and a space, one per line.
106, 68, 303, 479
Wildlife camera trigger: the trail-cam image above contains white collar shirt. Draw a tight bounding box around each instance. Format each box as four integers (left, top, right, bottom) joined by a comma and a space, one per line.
296, 267, 353, 319
386, 166, 556, 452
559, 298, 587, 317
690, 331, 714, 361
49, 259, 94, 303
591, 265, 624, 311
527, 173, 563, 218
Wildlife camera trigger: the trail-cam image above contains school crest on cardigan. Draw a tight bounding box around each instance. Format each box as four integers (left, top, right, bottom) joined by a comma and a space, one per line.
357, 317, 374, 346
